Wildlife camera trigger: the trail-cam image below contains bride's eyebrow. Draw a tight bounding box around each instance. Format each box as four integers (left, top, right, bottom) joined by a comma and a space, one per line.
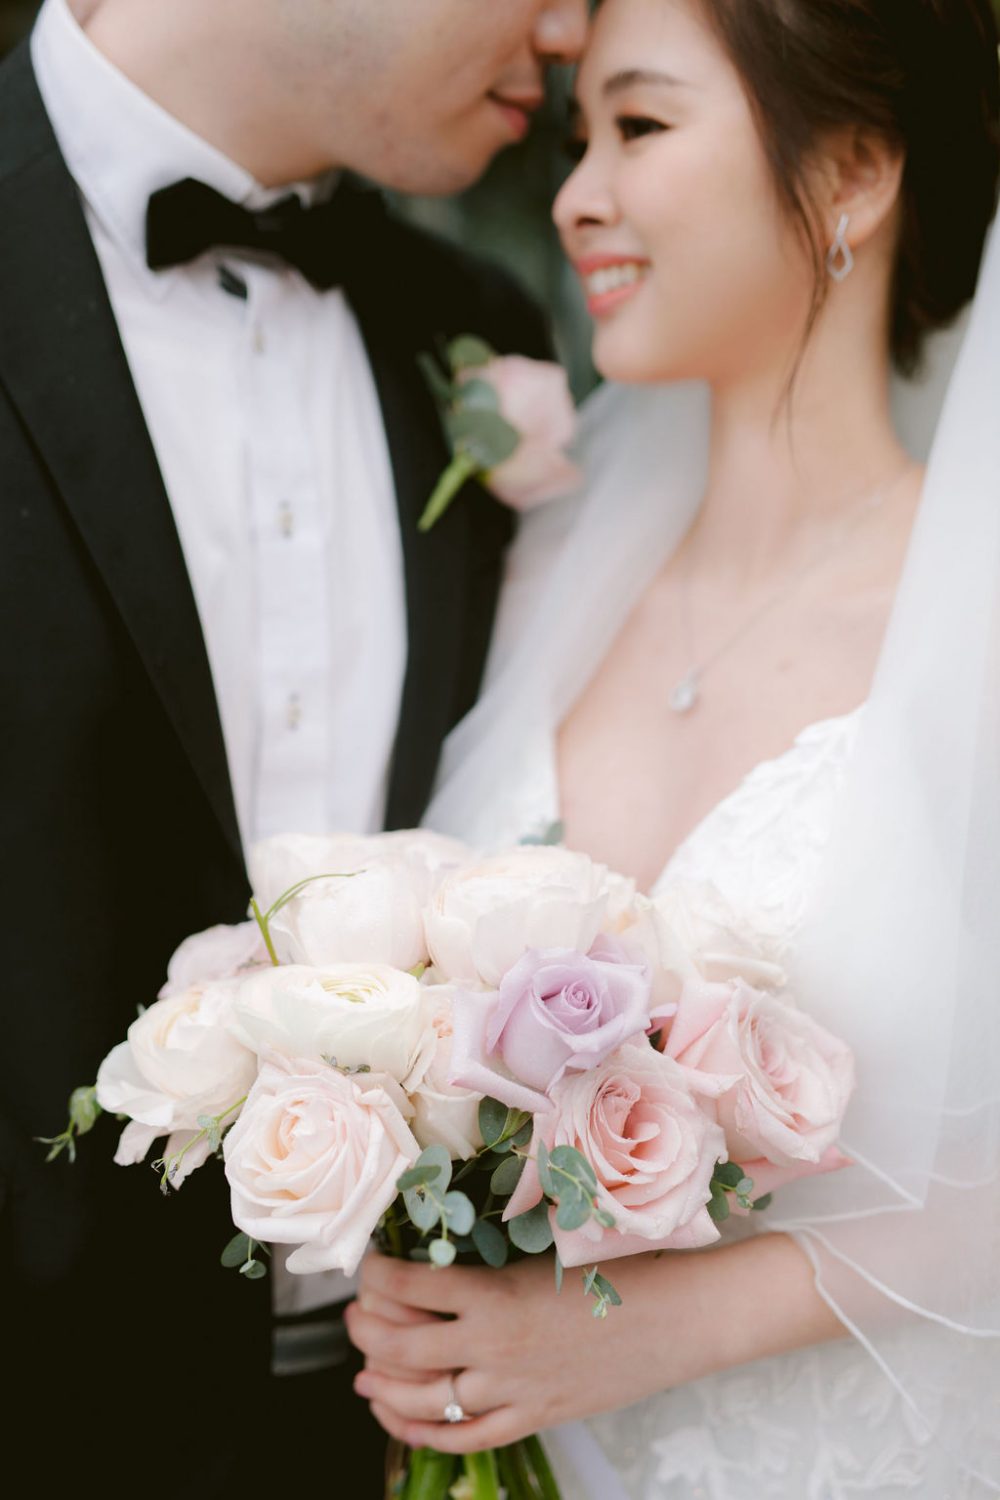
603, 67, 689, 97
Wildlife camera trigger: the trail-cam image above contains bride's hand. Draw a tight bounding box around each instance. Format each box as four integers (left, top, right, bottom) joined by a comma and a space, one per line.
345, 1248, 692, 1452
345, 1235, 843, 1452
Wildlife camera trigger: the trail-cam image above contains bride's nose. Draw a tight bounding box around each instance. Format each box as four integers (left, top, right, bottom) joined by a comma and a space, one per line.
553, 153, 620, 239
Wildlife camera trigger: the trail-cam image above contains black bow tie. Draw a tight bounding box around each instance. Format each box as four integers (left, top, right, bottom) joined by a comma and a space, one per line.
146, 176, 383, 290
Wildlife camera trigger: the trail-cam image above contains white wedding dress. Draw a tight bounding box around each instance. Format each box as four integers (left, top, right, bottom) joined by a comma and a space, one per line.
426, 229, 1000, 1497
464, 704, 990, 1499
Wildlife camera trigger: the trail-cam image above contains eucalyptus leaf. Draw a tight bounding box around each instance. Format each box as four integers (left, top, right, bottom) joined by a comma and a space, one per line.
510, 1120, 533, 1150
712, 1161, 746, 1189
221, 1232, 252, 1269
397, 1164, 440, 1192
417, 350, 455, 408
471, 1218, 509, 1268
536, 1140, 554, 1197
707, 1187, 731, 1224
429, 1237, 457, 1268
549, 1144, 597, 1191
446, 408, 519, 471
441, 1191, 476, 1236
404, 1186, 441, 1233
508, 1201, 555, 1255
414, 1144, 453, 1189
752, 1193, 773, 1212
592, 1272, 622, 1306
490, 1153, 526, 1198
457, 378, 500, 414
582, 1266, 598, 1295
736, 1177, 755, 1197
520, 820, 566, 848
554, 1253, 564, 1294
448, 334, 494, 371
594, 1207, 617, 1230
240, 1258, 267, 1281
555, 1192, 591, 1233
479, 1097, 511, 1149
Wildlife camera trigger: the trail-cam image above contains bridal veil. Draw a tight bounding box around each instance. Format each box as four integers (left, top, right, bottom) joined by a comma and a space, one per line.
427, 221, 1000, 1489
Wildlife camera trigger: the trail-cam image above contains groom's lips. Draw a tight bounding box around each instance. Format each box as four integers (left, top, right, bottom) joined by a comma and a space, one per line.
488, 91, 544, 141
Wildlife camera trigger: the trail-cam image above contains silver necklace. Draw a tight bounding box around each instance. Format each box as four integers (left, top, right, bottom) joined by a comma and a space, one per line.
667, 465, 912, 715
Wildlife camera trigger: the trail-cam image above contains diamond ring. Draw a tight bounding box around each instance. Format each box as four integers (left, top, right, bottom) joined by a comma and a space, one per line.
443, 1373, 467, 1424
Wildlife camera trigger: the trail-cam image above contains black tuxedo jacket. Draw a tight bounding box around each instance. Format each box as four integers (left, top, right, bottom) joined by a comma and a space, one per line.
0, 42, 548, 1482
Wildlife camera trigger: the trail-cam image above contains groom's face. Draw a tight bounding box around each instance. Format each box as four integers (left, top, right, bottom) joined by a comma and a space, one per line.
295, 0, 590, 192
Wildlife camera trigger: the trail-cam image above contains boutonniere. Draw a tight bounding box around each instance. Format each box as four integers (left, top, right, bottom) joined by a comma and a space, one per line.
418, 336, 581, 533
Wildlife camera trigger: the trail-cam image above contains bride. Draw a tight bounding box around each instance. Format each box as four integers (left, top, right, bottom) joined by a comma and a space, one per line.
345, 0, 1000, 1493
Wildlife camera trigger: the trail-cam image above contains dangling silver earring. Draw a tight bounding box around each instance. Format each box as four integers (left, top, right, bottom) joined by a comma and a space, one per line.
826, 212, 855, 282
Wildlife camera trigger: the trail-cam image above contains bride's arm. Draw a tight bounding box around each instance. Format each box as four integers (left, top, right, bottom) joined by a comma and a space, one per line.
344, 1231, 845, 1454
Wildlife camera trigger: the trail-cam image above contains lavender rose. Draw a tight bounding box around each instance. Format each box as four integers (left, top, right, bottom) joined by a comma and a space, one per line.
449, 936, 654, 1113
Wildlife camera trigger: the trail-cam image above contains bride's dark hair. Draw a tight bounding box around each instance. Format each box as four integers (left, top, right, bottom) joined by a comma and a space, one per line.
698, 0, 1000, 372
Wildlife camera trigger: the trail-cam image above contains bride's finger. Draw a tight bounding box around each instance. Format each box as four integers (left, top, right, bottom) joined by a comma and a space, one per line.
344, 1300, 459, 1371
354, 1367, 499, 1425
369, 1399, 520, 1457
355, 1290, 440, 1326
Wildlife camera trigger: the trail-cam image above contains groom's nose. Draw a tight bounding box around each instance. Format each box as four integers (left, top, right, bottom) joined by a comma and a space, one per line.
534, 0, 590, 65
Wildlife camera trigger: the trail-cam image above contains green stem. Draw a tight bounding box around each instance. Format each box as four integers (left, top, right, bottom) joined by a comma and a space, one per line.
402, 1447, 460, 1500
462, 1449, 502, 1500
418, 449, 480, 532
250, 897, 280, 968
519, 1436, 562, 1500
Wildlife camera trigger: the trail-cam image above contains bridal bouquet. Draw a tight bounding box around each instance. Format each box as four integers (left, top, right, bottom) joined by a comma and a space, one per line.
44, 830, 854, 1500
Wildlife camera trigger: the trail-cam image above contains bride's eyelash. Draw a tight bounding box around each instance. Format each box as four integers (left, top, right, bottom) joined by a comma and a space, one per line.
616, 114, 669, 142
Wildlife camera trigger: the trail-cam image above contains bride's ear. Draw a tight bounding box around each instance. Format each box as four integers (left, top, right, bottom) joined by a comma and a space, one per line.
813, 126, 905, 257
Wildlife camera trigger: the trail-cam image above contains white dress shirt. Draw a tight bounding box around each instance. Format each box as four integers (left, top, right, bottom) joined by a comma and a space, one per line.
32, 0, 408, 1326
32, 0, 407, 857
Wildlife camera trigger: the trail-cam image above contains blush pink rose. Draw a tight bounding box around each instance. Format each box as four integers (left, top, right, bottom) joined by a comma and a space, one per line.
224, 1056, 419, 1277
449, 937, 654, 1114
505, 1043, 725, 1267
469, 356, 581, 510
663, 978, 855, 1171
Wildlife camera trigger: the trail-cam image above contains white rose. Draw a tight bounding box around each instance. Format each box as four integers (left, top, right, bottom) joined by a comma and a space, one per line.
96, 980, 257, 1184
231, 963, 433, 1089
160, 921, 270, 996
224, 1057, 419, 1276
410, 986, 483, 1161
249, 832, 470, 971
425, 845, 632, 988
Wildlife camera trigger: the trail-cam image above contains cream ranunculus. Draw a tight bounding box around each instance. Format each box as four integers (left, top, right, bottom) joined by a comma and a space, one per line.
224, 1056, 419, 1276
425, 845, 634, 988
96, 980, 257, 1184
231, 963, 433, 1089
248, 831, 470, 971
409, 985, 483, 1161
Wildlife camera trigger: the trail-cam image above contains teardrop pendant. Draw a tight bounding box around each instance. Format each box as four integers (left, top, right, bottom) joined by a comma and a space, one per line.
668, 669, 700, 714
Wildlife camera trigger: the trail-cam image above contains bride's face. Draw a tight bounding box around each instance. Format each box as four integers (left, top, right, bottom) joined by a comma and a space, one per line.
554, 0, 816, 385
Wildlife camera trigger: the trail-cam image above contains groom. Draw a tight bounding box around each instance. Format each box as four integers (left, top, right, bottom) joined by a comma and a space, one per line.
0, 0, 585, 1490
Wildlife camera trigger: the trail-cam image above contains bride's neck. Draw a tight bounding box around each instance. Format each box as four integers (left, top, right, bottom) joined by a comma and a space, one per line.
693, 299, 909, 581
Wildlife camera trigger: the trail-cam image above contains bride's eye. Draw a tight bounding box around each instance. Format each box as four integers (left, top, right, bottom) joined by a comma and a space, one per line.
616, 114, 668, 143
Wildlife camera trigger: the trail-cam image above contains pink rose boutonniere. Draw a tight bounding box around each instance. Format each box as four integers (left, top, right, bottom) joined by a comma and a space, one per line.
418, 335, 581, 532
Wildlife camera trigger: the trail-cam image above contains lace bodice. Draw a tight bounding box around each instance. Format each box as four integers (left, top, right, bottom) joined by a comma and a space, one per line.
491, 710, 991, 1500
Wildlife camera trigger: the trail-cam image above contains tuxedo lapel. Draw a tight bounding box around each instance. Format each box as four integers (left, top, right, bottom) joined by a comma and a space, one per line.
346, 246, 485, 831
0, 48, 243, 868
